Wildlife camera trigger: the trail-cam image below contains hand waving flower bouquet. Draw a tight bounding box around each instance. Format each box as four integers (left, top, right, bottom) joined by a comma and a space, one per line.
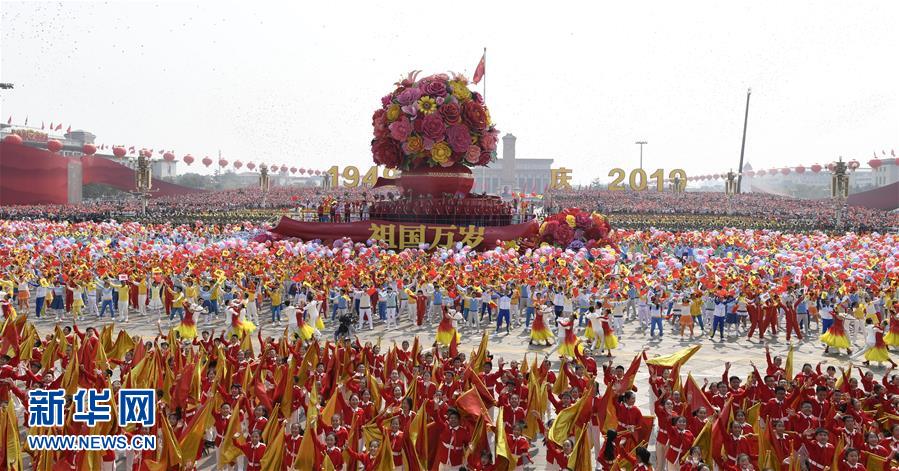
539, 208, 613, 250
371, 71, 499, 170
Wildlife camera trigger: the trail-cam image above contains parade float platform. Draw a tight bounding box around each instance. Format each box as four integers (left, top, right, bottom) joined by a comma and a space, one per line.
268, 215, 538, 250
266, 70, 543, 249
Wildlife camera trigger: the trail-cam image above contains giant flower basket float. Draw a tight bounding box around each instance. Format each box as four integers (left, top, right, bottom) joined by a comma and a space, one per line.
371, 71, 500, 195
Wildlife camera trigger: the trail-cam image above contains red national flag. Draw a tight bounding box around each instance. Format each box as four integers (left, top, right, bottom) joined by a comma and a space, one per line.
66, 125, 71, 133
472, 50, 486, 84
6, 116, 10, 125
55, 123, 62, 131
41, 121, 45, 130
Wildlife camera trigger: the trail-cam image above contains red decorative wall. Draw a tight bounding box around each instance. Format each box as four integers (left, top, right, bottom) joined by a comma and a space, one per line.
1, 142, 204, 205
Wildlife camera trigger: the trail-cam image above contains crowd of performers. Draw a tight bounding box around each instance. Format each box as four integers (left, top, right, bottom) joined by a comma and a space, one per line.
4, 294, 899, 471
0, 220, 897, 469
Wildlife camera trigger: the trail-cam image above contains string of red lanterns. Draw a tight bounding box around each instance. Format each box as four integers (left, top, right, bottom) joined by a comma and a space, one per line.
691, 155, 898, 182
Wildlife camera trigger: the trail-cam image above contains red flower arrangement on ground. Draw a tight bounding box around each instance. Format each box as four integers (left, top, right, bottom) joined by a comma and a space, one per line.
538, 208, 612, 250
372, 71, 499, 170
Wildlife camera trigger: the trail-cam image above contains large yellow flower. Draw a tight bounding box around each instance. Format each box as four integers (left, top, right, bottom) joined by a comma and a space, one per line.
450, 80, 471, 101
386, 104, 401, 122
417, 96, 438, 115
565, 215, 576, 228
430, 142, 452, 164
405, 135, 424, 154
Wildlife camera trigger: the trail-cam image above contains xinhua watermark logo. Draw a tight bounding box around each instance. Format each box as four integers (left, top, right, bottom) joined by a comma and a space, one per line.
26, 388, 157, 451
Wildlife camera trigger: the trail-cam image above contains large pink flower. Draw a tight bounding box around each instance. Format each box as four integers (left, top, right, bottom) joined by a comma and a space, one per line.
465, 145, 481, 164
396, 87, 422, 106
388, 116, 412, 141
446, 124, 471, 153
417, 113, 446, 141
463, 101, 488, 130
440, 102, 462, 125
480, 129, 498, 151
420, 79, 448, 97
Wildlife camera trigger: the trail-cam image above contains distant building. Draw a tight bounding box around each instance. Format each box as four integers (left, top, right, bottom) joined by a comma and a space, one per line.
871, 159, 899, 187
470, 133, 554, 195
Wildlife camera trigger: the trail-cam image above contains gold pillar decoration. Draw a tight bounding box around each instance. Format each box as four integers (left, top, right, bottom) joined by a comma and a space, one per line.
259, 164, 270, 208
724, 170, 738, 195
830, 157, 850, 228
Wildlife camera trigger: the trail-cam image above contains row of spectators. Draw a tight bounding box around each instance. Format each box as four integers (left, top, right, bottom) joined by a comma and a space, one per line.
1, 185, 894, 231
546, 190, 897, 232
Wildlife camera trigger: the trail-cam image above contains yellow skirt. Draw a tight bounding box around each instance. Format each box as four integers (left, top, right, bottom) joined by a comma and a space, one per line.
316, 316, 325, 330
297, 323, 316, 341
820, 331, 851, 349
228, 320, 257, 338
557, 339, 583, 358
601, 334, 619, 350
173, 323, 198, 340
530, 326, 555, 345
884, 332, 899, 346
585, 327, 596, 340
865, 346, 891, 363
435, 328, 460, 347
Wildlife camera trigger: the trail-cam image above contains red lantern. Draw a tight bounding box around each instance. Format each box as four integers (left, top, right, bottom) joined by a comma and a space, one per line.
3, 134, 23, 145
163, 151, 175, 162
218, 159, 228, 168
299, 168, 306, 175
280, 165, 288, 173
826, 162, 836, 172
848, 159, 860, 170
247, 162, 256, 171
113, 146, 127, 158
756, 170, 766, 176
314, 170, 321, 176
745, 170, 755, 177
183, 154, 194, 165
202, 156, 213, 167
530, 192, 537, 197
795, 165, 805, 174
139, 149, 151, 158
47, 139, 62, 153
869, 159, 882, 169
811, 164, 822, 173
780, 168, 790, 175
290, 167, 297, 174
82, 144, 97, 155
233, 160, 243, 169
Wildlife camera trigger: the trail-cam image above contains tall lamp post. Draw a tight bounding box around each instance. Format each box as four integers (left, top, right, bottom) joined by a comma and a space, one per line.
635, 141, 647, 170
736, 88, 752, 194
259, 163, 270, 208
830, 158, 850, 228
130, 151, 153, 216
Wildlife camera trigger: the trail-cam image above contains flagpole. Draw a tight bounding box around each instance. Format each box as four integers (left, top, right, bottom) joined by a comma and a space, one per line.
482, 47, 487, 102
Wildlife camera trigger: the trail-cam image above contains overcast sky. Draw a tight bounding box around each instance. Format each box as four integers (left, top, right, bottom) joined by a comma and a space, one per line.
2, 1, 897, 183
